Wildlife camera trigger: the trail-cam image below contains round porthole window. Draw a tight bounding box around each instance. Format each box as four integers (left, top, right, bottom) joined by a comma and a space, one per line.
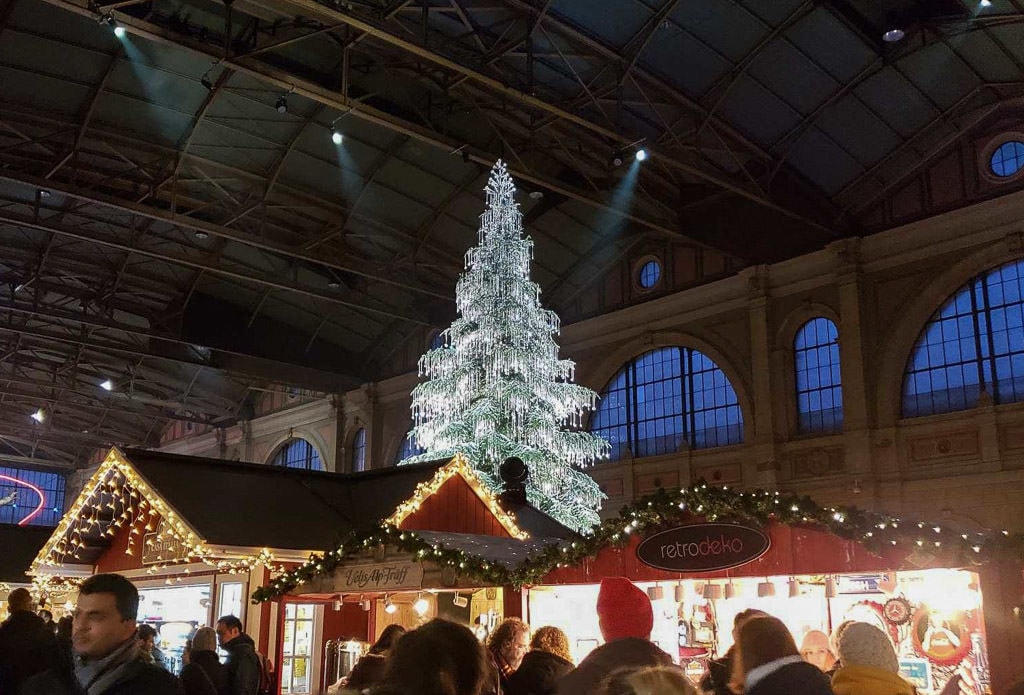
990, 140, 1024, 178
637, 259, 662, 290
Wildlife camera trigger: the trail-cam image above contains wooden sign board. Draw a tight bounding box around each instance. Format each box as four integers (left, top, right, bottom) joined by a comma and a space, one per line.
636, 523, 770, 572
142, 520, 191, 565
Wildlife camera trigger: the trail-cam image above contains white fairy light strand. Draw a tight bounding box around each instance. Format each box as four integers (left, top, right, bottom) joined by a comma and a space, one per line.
400, 161, 609, 532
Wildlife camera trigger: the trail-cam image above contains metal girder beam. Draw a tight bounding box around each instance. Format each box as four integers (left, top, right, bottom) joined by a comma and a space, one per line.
0, 375, 229, 426
0, 164, 454, 304
0, 182, 434, 325
32, 0, 704, 240
0, 294, 359, 397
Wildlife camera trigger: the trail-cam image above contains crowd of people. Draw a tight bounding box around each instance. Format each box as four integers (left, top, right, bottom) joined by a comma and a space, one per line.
0, 573, 269, 695
3, 573, 1021, 695
328, 576, 973, 695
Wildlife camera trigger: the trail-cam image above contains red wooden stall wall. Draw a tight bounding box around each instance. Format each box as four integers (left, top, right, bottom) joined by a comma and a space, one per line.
94, 515, 152, 573
542, 523, 924, 585
398, 476, 511, 538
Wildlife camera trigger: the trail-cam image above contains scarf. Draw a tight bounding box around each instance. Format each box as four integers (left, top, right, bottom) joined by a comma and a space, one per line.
75, 638, 141, 695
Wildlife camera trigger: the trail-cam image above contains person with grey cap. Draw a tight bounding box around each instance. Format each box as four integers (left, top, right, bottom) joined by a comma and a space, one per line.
831, 622, 914, 695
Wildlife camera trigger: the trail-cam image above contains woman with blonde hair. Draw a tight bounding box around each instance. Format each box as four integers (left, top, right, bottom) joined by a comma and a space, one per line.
506, 626, 574, 695
730, 616, 832, 695
601, 666, 696, 695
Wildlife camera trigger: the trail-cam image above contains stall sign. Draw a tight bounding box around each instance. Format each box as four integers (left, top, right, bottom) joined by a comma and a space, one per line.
636, 523, 770, 572
143, 520, 191, 565
899, 658, 932, 691
335, 562, 424, 592
836, 574, 884, 594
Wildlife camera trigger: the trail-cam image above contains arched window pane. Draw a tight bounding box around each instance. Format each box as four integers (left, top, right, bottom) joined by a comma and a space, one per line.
271, 439, 323, 471
794, 318, 843, 434
0, 466, 65, 526
396, 429, 425, 464
903, 259, 1024, 417
351, 428, 367, 472
591, 347, 743, 461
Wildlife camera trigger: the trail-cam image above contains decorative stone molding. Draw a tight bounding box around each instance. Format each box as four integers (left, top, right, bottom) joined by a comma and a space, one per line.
908, 430, 979, 464
786, 447, 845, 479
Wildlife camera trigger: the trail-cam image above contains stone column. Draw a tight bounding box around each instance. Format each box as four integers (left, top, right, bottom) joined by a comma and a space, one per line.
741, 265, 779, 486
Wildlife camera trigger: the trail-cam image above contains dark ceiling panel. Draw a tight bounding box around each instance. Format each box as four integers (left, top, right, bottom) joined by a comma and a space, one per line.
718, 74, 803, 145
897, 42, 982, 111
785, 7, 877, 83
786, 127, 865, 194
640, 27, 731, 97
747, 39, 840, 115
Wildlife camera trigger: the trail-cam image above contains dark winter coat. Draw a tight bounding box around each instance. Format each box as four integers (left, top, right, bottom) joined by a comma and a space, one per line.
17, 657, 182, 695
222, 634, 261, 695
0, 609, 57, 693
700, 647, 735, 695
555, 638, 673, 695
744, 659, 833, 695
346, 653, 388, 693
180, 650, 230, 695
505, 650, 574, 695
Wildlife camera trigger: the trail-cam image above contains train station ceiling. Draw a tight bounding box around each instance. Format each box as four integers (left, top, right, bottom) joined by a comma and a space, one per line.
0, 0, 1022, 468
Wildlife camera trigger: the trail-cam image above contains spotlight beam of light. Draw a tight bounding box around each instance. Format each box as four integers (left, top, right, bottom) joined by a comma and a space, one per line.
0, 473, 46, 526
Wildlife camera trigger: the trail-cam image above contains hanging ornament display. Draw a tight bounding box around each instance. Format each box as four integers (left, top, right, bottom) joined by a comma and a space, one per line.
399, 160, 609, 532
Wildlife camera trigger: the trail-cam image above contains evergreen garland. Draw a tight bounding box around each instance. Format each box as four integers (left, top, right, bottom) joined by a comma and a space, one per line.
251, 480, 1023, 603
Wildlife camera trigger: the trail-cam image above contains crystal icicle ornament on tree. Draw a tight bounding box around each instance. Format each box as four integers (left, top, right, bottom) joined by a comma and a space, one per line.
399, 160, 609, 532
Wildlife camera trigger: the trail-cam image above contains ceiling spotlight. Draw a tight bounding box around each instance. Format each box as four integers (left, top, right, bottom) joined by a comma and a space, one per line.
980, 0, 992, 6
882, 27, 905, 42
200, 75, 212, 90
882, 12, 905, 42
100, 379, 114, 392
38, 189, 51, 198
31, 408, 46, 423
452, 592, 468, 608
413, 593, 429, 616
275, 94, 288, 114
384, 596, 397, 614
611, 152, 624, 167
194, 231, 209, 240
327, 280, 341, 289
528, 190, 544, 200
635, 148, 648, 162
331, 126, 343, 146
113, 24, 125, 38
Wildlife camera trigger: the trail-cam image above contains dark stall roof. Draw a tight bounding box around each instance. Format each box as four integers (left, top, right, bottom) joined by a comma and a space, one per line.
0, 525, 53, 583
123, 447, 448, 550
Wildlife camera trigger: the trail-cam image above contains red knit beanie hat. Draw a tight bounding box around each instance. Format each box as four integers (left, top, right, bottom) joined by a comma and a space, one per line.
596, 577, 653, 641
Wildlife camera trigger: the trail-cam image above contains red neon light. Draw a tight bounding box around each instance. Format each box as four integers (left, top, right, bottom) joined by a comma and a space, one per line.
0, 473, 46, 526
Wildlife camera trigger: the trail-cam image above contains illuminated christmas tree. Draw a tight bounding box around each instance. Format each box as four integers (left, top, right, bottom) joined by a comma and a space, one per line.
400, 161, 608, 532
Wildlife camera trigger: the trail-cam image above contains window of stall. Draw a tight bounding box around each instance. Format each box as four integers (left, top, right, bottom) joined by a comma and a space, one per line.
281, 603, 319, 694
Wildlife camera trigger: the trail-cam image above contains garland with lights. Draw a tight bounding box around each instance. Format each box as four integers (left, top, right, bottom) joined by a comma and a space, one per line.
251, 480, 1024, 603
32, 449, 287, 579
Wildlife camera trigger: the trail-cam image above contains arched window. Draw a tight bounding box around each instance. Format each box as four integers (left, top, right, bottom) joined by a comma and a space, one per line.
794, 318, 843, 434
591, 347, 743, 461
903, 259, 1024, 417
351, 427, 367, 472
270, 438, 323, 471
396, 431, 425, 464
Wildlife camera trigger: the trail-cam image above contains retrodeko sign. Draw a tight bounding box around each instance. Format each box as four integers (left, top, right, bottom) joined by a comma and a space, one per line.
636, 523, 771, 572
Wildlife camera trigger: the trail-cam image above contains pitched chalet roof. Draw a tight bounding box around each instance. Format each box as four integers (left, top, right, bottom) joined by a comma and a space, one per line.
122, 448, 449, 550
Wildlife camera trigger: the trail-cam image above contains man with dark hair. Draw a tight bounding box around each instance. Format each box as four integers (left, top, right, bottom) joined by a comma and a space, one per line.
19, 573, 181, 695
0, 587, 56, 692
216, 614, 261, 695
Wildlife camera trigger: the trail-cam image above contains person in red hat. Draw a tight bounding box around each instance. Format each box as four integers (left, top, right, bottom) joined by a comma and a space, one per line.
555, 578, 674, 695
